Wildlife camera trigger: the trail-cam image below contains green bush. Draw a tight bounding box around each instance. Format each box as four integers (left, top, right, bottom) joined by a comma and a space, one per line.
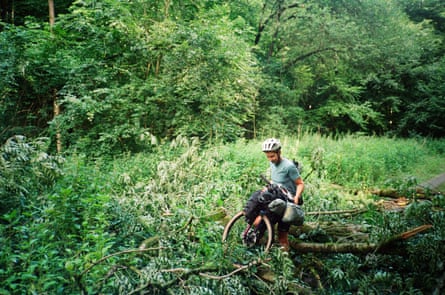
0, 153, 115, 294
0, 136, 63, 213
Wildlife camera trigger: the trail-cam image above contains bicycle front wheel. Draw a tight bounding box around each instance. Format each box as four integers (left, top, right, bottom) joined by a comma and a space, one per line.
222, 211, 273, 254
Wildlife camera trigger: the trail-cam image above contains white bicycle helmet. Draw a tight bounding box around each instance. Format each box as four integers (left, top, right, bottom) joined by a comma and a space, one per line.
262, 138, 281, 152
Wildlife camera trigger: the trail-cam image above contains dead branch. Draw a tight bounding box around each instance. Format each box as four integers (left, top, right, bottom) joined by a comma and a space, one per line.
384, 224, 432, 242
128, 264, 222, 294
78, 247, 164, 278
290, 241, 379, 254
375, 197, 409, 212
200, 258, 267, 280
402, 224, 433, 239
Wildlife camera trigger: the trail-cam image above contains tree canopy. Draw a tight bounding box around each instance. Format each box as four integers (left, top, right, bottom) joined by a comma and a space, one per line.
1, 0, 444, 153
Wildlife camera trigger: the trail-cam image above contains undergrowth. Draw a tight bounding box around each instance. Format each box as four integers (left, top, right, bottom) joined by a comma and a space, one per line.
0, 134, 444, 294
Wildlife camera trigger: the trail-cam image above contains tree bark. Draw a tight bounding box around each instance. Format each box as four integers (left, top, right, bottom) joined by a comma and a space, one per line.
48, 0, 55, 28
371, 187, 438, 199
48, 1, 62, 153
290, 241, 380, 254
289, 224, 432, 254
289, 221, 370, 243
53, 97, 62, 153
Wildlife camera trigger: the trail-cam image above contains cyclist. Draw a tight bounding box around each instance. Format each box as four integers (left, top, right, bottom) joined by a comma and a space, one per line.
244, 138, 304, 251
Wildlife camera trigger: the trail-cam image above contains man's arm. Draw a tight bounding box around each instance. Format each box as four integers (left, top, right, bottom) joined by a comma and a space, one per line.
294, 177, 304, 204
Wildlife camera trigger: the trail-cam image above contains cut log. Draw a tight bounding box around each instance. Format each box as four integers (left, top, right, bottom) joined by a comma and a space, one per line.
375, 197, 409, 212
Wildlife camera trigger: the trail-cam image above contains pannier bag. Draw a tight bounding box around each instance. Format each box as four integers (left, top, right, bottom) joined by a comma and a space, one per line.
268, 198, 287, 215
282, 203, 304, 225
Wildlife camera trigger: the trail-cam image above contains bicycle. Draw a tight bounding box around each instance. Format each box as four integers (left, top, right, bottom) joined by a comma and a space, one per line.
222, 175, 292, 253
222, 209, 274, 253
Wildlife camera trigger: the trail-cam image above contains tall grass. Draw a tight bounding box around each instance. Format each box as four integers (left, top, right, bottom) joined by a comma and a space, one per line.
279, 133, 444, 188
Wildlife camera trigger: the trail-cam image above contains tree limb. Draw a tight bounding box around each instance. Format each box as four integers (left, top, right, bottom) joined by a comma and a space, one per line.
371, 187, 439, 199
200, 258, 268, 280
78, 247, 164, 278
292, 47, 343, 63
306, 208, 368, 216
128, 264, 221, 294
290, 224, 432, 254
255, 1, 301, 45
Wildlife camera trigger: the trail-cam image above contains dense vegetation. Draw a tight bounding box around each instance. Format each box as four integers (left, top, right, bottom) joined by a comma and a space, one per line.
1, 0, 445, 294
1, 0, 445, 154
1, 134, 445, 294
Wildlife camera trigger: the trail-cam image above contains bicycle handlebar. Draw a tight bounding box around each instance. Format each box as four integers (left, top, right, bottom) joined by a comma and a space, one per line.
260, 174, 294, 202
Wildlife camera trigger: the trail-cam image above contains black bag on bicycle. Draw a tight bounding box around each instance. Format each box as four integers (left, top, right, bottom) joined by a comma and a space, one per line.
243, 190, 264, 224
244, 186, 287, 224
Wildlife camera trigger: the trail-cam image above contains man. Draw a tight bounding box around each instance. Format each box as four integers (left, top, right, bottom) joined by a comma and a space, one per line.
259, 138, 304, 251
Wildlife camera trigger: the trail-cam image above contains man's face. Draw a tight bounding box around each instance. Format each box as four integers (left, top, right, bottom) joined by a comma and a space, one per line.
265, 151, 280, 165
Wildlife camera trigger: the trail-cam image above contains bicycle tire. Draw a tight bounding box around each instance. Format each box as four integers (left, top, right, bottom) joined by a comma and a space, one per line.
222, 211, 273, 253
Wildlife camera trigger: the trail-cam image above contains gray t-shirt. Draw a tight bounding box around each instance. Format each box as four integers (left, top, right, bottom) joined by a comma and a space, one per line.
270, 157, 300, 196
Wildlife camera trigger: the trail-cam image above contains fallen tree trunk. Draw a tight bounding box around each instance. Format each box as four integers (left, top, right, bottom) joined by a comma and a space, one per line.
290, 241, 380, 254
289, 221, 370, 243
371, 187, 437, 199
306, 208, 368, 217
289, 225, 432, 254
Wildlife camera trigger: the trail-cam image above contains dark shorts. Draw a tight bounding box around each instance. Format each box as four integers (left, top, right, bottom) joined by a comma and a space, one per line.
267, 211, 291, 232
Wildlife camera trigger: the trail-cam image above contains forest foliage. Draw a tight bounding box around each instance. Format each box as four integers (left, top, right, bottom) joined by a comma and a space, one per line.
1, 134, 445, 294
1, 0, 445, 155
1, 0, 445, 294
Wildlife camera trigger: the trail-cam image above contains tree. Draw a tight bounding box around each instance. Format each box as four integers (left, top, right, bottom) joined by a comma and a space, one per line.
396, 58, 445, 137
0, 23, 63, 142
45, 1, 260, 154
254, 1, 384, 134
253, 0, 444, 137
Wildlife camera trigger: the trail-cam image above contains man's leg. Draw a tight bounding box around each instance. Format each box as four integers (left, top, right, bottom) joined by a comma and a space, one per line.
277, 221, 291, 251
278, 231, 290, 252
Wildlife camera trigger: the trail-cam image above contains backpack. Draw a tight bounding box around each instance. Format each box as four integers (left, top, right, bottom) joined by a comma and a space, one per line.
292, 159, 304, 206
292, 159, 302, 174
